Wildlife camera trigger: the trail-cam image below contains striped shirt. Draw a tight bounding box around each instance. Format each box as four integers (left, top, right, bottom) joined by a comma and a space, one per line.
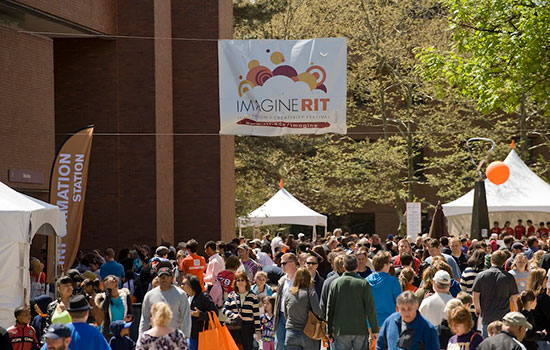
460, 267, 482, 293
222, 291, 261, 331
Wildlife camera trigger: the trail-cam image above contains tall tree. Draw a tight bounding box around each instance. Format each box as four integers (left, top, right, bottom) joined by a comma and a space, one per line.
418, 0, 550, 158
232, 0, 532, 233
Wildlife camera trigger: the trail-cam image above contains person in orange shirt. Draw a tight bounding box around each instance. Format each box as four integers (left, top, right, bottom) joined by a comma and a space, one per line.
181, 239, 206, 291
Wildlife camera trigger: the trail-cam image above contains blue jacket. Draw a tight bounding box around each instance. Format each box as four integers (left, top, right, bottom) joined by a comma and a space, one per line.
367, 272, 401, 325
377, 311, 439, 350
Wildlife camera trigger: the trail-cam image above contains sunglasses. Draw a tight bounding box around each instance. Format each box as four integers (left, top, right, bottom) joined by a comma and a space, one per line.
281, 261, 293, 265
306, 262, 318, 265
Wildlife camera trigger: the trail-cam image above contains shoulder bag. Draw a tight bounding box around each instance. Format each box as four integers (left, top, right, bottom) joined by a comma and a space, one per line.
303, 289, 327, 340
225, 293, 243, 331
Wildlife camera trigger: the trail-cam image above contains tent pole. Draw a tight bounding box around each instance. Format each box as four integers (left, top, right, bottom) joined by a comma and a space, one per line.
238, 223, 242, 238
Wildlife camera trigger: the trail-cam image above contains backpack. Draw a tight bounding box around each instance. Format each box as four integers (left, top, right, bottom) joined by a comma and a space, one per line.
209, 279, 224, 308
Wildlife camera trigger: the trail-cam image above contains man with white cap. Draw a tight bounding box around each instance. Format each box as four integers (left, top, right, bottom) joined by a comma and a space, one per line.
419, 270, 453, 327
478, 311, 531, 350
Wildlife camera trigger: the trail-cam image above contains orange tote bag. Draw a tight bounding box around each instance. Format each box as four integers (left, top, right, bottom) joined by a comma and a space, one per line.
198, 311, 239, 350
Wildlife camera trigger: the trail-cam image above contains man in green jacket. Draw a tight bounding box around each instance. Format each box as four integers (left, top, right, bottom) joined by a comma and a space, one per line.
327, 254, 379, 350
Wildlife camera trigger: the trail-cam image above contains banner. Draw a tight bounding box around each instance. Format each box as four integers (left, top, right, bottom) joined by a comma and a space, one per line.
219, 38, 347, 136
49, 126, 93, 273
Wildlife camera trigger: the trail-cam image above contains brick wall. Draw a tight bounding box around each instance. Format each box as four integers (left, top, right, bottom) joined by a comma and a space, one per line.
0, 25, 54, 192
171, 0, 236, 247
14, 0, 116, 34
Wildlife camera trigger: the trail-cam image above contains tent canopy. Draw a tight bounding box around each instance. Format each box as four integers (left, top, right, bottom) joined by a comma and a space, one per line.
0, 181, 66, 328
238, 188, 327, 228
0, 181, 66, 242
443, 149, 550, 234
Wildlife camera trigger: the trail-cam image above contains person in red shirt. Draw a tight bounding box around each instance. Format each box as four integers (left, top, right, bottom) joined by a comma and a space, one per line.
7, 306, 38, 350
514, 219, 526, 239
393, 239, 421, 273
502, 221, 514, 236
490, 221, 501, 235
536, 222, 548, 237
181, 239, 206, 291
526, 219, 536, 236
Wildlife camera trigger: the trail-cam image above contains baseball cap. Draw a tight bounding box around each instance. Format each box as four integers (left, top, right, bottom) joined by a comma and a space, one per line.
433, 270, 451, 285
512, 242, 525, 250
503, 311, 532, 329
44, 323, 71, 339
157, 267, 173, 277
298, 233, 305, 239
388, 234, 394, 240
110, 320, 132, 336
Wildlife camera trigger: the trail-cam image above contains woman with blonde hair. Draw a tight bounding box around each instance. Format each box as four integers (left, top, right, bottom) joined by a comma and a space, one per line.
509, 253, 529, 293
136, 301, 188, 349
30, 258, 46, 300
527, 268, 547, 296
529, 250, 545, 270
283, 268, 322, 350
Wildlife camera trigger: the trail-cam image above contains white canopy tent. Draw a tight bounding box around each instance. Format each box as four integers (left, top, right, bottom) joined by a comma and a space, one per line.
443, 149, 550, 235
0, 181, 66, 328
238, 188, 327, 239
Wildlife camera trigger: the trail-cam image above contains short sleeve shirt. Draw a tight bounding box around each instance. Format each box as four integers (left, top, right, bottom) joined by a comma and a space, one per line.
472, 266, 518, 324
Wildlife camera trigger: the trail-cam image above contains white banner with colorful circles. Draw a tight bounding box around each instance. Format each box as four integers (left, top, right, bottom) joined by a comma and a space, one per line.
218, 38, 347, 136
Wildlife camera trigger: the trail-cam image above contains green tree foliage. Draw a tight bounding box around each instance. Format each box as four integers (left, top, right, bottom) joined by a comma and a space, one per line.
419, 0, 550, 116
233, 0, 538, 233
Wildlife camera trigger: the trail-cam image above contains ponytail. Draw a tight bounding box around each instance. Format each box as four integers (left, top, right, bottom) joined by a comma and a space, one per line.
517, 290, 536, 311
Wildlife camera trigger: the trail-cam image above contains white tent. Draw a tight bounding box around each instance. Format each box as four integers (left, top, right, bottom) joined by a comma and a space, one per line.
0, 181, 66, 328
238, 188, 327, 238
443, 149, 550, 235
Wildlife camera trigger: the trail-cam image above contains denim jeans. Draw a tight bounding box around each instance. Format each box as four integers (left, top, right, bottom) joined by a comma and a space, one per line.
538, 341, 550, 350
481, 323, 488, 339
188, 338, 198, 350
275, 313, 286, 350
285, 329, 321, 350
333, 335, 369, 350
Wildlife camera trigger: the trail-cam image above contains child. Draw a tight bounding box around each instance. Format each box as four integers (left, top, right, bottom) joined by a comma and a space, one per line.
31, 295, 52, 346
109, 320, 135, 350
487, 320, 503, 337
251, 271, 273, 314
447, 306, 483, 350
456, 291, 478, 331
7, 306, 39, 350
398, 267, 417, 292
517, 290, 546, 350
260, 296, 276, 350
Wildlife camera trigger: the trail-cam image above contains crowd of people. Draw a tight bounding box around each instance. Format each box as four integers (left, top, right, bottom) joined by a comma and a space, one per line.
5, 223, 550, 350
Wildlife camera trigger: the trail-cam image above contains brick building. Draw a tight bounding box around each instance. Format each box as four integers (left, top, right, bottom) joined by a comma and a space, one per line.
0, 0, 235, 254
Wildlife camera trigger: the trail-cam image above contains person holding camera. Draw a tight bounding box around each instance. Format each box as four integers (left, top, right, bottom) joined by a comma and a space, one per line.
95, 275, 134, 339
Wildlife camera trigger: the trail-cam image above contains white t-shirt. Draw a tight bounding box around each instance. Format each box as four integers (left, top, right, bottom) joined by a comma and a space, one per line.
419, 292, 453, 326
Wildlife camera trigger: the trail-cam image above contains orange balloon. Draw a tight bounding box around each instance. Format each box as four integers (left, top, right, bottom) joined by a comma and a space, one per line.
486, 161, 510, 185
